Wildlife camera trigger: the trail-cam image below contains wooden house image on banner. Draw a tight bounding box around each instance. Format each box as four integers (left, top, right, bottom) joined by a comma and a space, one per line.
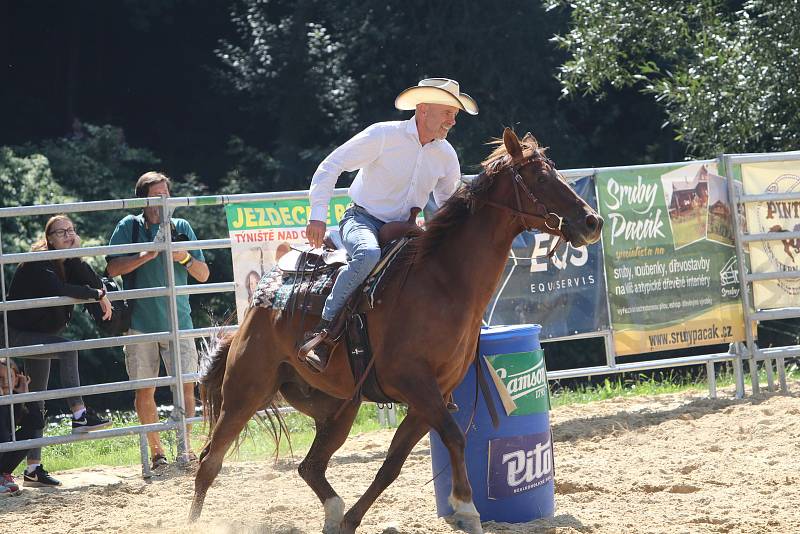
666, 165, 710, 215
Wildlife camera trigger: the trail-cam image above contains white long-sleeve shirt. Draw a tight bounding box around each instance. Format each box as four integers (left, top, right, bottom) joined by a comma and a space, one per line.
309, 117, 461, 223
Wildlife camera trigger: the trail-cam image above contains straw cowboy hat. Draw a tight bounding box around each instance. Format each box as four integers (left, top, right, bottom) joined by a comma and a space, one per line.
395, 78, 479, 115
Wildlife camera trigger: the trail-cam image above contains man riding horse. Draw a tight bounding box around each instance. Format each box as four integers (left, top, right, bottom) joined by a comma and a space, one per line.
301, 78, 479, 371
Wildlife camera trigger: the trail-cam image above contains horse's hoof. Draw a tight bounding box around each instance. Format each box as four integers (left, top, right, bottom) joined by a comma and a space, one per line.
322, 496, 345, 533
448, 513, 484, 534
336, 520, 357, 534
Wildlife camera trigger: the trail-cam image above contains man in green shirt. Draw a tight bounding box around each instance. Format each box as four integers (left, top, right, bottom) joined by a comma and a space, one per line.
107, 172, 209, 469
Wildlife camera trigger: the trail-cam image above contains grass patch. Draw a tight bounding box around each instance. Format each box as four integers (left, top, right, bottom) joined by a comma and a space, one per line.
30, 403, 404, 474
550, 362, 800, 408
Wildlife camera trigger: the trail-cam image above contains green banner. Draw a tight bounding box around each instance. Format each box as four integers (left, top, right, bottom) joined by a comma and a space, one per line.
226, 196, 352, 230
596, 163, 744, 355
225, 196, 351, 322
484, 350, 549, 416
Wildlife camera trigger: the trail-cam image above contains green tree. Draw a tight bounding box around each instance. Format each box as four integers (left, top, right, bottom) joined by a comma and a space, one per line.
217, 0, 358, 190
218, 0, 618, 183
0, 147, 70, 254
546, 0, 800, 156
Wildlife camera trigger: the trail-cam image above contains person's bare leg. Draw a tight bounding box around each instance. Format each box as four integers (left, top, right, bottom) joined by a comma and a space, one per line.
134, 387, 163, 457
183, 382, 196, 454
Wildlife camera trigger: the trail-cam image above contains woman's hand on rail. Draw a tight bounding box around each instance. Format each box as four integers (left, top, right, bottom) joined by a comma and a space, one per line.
99, 296, 113, 320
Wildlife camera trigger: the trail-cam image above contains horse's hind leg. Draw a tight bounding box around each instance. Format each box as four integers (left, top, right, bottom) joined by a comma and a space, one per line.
338, 410, 429, 534
282, 384, 361, 533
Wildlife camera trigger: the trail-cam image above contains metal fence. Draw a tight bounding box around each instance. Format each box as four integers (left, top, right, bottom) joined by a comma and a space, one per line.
2, 153, 800, 476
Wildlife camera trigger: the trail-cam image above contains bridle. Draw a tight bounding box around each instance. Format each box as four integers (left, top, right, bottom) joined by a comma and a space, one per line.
483, 156, 567, 258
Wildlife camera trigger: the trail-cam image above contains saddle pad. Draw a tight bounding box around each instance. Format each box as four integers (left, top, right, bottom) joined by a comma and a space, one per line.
251, 265, 340, 313
250, 237, 413, 314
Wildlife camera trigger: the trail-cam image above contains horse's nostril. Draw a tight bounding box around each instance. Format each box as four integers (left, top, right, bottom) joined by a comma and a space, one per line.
585, 214, 599, 231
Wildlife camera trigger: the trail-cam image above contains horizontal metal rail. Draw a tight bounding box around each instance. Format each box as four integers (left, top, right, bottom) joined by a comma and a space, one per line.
0, 374, 199, 407
0, 331, 173, 358
745, 271, 800, 283
0, 405, 300, 454
0, 281, 234, 312
0, 189, 339, 220
0, 421, 184, 454
0, 240, 167, 265
540, 329, 612, 343
1, 322, 236, 359
547, 352, 737, 380
740, 230, 800, 243
0, 286, 170, 312
751, 308, 800, 321
728, 152, 800, 165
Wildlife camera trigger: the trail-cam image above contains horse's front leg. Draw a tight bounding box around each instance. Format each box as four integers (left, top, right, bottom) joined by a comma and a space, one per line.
411, 388, 483, 534
283, 384, 361, 534
338, 411, 429, 534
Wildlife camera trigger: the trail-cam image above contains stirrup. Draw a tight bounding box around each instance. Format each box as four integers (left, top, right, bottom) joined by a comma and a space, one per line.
298, 329, 328, 359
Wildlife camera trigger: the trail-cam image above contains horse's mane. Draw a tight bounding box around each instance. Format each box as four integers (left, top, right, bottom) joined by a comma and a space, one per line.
412, 133, 547, 259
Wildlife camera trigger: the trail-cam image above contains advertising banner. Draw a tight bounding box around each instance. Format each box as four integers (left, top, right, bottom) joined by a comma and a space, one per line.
484, 350, 549, 416
226, 196, 351, 321
742, 160, 800, 309
484, 176, 609, 339
487, 432, 554, 500
596, 162, 744, 355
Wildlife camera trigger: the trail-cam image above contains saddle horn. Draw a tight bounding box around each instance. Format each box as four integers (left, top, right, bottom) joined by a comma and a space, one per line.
378, 207, 424, 246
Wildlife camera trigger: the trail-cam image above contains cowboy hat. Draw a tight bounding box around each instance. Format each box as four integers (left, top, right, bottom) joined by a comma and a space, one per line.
395, 78, 479, 115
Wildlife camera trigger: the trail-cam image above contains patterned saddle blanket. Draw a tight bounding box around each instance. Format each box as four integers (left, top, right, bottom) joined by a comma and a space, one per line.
250, 238, 411, 317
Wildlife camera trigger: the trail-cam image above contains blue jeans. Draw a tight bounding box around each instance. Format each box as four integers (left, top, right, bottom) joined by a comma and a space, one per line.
321, 206, 385, 321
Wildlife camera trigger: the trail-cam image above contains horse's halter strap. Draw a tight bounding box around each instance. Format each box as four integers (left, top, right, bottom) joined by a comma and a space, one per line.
483, 158, 566, 258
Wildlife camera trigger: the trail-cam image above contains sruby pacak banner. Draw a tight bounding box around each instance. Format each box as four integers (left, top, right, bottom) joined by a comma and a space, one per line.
596, 162, 744, 355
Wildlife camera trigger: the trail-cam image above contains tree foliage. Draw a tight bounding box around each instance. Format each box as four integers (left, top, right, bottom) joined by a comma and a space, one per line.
546, 0, 800, 156
0, 147, 70, 255
215, 0, 670, 187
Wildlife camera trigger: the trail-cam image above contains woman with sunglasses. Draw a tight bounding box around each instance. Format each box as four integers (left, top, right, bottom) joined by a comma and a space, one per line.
2, 214, 112, 487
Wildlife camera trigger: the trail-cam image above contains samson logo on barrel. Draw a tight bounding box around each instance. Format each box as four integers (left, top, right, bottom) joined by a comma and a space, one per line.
485, 350, 550, 415
488, 432, 554, 499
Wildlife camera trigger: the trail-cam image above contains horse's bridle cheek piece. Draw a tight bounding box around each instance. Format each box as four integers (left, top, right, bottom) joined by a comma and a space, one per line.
484, 158, 567, 257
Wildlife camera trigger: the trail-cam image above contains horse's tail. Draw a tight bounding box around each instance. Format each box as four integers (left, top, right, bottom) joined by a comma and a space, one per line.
198, 320, 292, 458
199, 330, 235, 435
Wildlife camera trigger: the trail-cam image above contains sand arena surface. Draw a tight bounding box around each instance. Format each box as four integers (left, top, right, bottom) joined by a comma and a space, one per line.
2, 381, 799, 533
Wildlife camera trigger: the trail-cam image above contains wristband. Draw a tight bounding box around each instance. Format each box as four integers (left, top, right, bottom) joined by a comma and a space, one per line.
178, 253, 192, 265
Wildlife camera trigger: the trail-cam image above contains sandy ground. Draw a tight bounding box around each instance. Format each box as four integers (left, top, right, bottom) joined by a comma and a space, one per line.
2, 381, 800, 534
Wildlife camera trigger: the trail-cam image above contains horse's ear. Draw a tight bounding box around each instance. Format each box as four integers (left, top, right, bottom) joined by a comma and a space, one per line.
503, 127, 523, 161
522, 132, 540, 147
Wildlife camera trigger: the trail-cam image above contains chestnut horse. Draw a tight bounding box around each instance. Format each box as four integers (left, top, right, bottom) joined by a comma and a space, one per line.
190, 128, 603, 533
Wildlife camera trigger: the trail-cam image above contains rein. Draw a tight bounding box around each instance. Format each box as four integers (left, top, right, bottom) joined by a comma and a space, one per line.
483, 159, 566, 258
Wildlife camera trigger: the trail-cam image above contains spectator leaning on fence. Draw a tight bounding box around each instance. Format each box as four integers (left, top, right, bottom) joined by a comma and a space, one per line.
106, 171, 209, 470
0, 360, 44, 495
2, 214, 113, 487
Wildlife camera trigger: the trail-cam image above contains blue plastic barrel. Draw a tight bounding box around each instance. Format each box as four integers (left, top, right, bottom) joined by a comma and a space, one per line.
430, 324, 554, 523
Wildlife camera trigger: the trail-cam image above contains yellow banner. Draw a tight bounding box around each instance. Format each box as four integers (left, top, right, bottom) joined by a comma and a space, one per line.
742, 160, 800, 309
612, 303, 745, 354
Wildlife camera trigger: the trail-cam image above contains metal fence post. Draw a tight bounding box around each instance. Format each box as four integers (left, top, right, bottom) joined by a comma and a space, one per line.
161, 196, 190, 466
0, 224, 18, 442
706, 361, 717, 398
